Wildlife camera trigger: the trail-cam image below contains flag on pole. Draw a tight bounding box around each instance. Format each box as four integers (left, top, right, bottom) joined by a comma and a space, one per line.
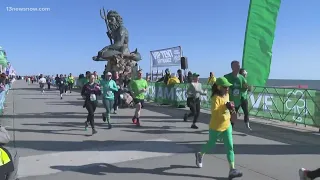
242, 0, 281, 86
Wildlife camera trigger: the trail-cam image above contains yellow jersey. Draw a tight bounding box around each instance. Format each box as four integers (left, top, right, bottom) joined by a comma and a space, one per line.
0, 147, 11, 166
207, 76, 216, 85
209, 94, 231, 131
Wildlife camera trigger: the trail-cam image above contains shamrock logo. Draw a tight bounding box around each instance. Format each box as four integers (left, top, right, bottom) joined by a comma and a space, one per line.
285, 90, 307, 122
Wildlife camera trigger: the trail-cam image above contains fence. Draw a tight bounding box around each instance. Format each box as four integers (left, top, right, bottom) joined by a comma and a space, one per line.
145, 82, 320, 129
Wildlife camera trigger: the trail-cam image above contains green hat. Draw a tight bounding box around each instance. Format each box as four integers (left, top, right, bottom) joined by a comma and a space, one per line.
216, 77, 232, 87
192, 73, 200, 77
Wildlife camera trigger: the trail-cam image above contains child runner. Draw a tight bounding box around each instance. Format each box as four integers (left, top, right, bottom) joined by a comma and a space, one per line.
195, 77, 243, 179
100, 72, 118, 129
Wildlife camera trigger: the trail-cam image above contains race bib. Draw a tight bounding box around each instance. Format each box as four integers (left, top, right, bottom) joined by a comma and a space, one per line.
233, 89, 240, 96
90, 94, 97, 101
105, 91, 112, 98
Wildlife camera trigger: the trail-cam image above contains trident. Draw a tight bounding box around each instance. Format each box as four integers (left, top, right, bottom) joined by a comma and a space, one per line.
100, 7, 113, 45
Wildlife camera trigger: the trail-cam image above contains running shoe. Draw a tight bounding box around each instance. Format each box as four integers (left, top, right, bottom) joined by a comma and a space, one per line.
92, 129, 97, 135
183, 113, 188, 122
246, 122, 252, 131
132, 117, 137, 124
102, 113, 106, 122
228, 169, 243, 179
84, 121, 88, 131
195, 152, 203, 168
299, 168, 311, 180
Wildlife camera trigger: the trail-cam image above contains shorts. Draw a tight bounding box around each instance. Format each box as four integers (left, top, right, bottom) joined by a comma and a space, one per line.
133, 98, 144, 108
40, 83, 44, 88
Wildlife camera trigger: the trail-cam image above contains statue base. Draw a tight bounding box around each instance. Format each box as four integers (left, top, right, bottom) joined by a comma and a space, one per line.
103, 55, 138, 78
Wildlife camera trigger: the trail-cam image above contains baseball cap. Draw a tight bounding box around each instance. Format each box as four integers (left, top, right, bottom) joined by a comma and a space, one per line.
107, 72, 112, 76
192, 73, 200, 77
216, 77, 232, 87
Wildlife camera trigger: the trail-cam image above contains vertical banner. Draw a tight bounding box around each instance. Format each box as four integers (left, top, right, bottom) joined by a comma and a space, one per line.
151, 46, 182, 67
242, 0, 281, 86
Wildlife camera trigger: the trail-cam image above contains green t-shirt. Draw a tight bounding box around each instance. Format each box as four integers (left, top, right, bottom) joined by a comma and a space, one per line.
130, 78, 148, 100
224, 73, 246, 106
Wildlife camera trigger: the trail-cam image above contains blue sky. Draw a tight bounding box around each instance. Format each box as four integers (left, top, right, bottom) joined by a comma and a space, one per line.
1, 0, 319, 79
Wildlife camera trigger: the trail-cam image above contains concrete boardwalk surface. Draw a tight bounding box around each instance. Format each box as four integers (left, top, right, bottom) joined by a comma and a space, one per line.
1, 80, 320, 180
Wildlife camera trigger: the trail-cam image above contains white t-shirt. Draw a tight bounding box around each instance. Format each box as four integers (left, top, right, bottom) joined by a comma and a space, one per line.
39, 78, 47, 84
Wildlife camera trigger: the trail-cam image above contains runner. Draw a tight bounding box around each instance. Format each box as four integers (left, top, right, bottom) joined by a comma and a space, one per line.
224, 60, 250, 130
38, 74, 46, 94
195, 77, 243, 179
113, 71, 123, 114
63, 74, 68, 94
81, 74, 101, 135
54, 74, 59, 89
100, 72, 118, 129
299, 168, 320, 180
239, 68, 252, 130
57, 74, 65, 99
46, 76, 51, 90
130, 69, 147, 127
183, 73, 206, 129
67, 73, 75, 93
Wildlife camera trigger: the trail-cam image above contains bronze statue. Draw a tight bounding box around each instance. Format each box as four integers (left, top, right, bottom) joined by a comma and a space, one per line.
92, 9, 141, 63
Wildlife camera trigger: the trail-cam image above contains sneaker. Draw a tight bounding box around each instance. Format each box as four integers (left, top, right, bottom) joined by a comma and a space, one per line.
195, 152, 203, 168
246, 122, 252, 131
299, 168, 311, 180
92, 129, 98, 135
183, 113, 188, 122
132, 117, 137, 124
136, 119, 141, 127
108, 123, 112, 129
191, 124, 198, 129
84, 122, 89, 131
60, 97, 63, 100
113, 110, 117, 114
228, 169, 243, 179
102, 113, 106, 122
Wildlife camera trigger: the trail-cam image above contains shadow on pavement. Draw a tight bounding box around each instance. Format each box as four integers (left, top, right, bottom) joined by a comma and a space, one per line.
50, 163, 226, 179
5, 111, 177, 120
7, 138, 320, 155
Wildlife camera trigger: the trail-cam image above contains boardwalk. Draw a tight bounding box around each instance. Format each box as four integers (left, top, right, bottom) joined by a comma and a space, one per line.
1, 80, 320, 180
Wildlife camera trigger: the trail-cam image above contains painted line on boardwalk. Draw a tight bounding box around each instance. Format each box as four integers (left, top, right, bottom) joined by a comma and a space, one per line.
18, 138, 191, 178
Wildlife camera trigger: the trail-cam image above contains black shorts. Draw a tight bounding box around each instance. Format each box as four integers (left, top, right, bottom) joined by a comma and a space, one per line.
40, 83, 44, 88
133, 98, 144, 108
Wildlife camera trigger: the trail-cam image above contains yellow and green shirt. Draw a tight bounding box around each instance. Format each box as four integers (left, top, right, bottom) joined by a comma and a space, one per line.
209, 94, 231, 132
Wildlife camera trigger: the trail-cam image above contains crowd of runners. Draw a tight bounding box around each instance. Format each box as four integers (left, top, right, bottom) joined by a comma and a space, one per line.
18, 60, 319, 180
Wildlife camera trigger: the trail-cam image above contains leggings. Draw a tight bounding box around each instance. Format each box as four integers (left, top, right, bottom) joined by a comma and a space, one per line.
85, 101, 97, 129
188, 98, 201, 124
113, 91, 121, 110
68, 83, 74, 92
307, 168, 320, 179
103, 98, 114, 119
232, 98, 249, 127
201, 125, 235, 163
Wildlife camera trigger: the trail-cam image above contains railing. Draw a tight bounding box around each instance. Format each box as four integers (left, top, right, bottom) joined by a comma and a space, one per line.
145, 82, 320, 129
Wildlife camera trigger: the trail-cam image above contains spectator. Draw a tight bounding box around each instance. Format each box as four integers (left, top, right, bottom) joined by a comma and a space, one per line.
207, 72, 216, 85
157, 68, 171, 84
177, 69, 184, 83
